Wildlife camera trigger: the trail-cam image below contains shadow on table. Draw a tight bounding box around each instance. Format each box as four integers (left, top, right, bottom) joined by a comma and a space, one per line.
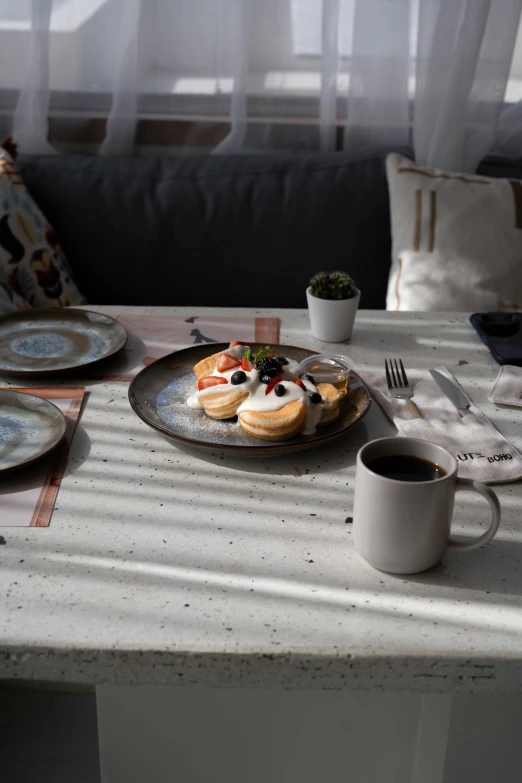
171, 420, 371, 476
349, 327, 419, 352
63, 424, 92, 477
393, 537, 522, 600
0, 423, 91, 497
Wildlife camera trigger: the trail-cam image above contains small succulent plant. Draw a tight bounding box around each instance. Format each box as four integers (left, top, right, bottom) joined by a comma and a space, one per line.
309, 271, 357, 301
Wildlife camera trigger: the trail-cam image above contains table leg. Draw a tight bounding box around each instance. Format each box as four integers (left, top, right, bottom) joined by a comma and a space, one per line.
410, 694, 454, 783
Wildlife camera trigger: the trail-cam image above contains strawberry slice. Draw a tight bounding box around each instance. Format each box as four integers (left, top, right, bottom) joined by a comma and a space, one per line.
241, 356, 254, 372
229, 341, 248, 348
295, 379, 306, 391
197, 376, 228, 390
217, 352, 241, 372
265, 376, 283, 395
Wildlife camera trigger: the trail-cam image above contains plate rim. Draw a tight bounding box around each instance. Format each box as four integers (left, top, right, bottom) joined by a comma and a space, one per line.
128, 342, 372, 455
0, 307, 128, 376
0, 388, 67, 474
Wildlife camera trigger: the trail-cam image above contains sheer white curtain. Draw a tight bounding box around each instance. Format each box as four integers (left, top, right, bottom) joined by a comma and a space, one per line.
3, 0, 522, 171
414, 0, 522, 172
101, 0, 141, 155
343, 0, 411, 152
11, 0, 55, 154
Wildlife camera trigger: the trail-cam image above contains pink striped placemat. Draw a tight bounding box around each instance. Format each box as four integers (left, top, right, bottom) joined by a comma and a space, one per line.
0, 388, 85, 528
89, 315, 280, 381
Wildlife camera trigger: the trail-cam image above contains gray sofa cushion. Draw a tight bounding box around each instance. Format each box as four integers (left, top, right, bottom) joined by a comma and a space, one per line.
18, 153, 394, 309
19, 151, 522, 311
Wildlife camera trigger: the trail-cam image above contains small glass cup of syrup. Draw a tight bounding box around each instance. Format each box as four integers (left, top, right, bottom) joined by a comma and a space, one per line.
299, 353, 354, 384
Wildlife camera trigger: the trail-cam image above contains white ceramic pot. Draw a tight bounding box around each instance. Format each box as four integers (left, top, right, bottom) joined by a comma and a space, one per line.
306, 286, 361, 342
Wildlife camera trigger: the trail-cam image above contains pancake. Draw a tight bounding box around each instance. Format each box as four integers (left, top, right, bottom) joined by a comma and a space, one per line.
200, 388, 249, 419
193, 352, 221, 380
191, 346, 345, 440
239, 399, 307, 441
317, 382, 342, 426
332, 379, 349, 396
319, 405, 341, 426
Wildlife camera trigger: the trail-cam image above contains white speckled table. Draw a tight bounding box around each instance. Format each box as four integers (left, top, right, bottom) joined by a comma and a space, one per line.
1, 307, 521, 696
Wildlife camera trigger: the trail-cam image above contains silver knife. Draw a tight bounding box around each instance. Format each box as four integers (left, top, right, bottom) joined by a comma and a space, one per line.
429, 370, 472, 416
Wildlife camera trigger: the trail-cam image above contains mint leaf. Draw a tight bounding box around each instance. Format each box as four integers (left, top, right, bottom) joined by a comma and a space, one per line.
254, 345, 272, 363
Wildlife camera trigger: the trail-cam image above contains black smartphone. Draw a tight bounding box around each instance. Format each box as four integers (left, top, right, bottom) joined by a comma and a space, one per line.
469, 312, 522, 365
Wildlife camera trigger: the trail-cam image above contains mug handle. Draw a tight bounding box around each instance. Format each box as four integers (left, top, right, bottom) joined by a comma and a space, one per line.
447, 478, 501, 552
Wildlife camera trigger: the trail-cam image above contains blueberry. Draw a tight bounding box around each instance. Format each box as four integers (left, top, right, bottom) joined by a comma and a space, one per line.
260, 374, 272, 384
231, 370, 247, 385
274, 384, 286, 397
309, 392, 322, 404
303, 373, 315, 384
274, 355, 289, 366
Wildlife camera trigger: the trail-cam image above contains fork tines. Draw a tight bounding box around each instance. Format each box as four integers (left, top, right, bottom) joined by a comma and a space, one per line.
385, 358, 409, 389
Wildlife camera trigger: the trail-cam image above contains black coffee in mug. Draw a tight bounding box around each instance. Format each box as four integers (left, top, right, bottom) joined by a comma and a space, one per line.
367, 455, 447, 483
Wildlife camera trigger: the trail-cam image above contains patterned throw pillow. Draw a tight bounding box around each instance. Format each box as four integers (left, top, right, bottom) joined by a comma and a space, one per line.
0, 280, 30, 314
386, 153, 522, 311
0, 140, 86, 309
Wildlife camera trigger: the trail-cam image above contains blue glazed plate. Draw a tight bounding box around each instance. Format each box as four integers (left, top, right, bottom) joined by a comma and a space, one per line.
0, 308, 127, 376
0, 390, 66, 472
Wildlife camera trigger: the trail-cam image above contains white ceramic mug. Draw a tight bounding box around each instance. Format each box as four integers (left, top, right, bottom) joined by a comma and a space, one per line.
353, 437, 501, 574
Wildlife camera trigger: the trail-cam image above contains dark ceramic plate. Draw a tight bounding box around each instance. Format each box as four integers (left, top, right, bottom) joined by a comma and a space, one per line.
0, 389, 66, 473
129, 343, 372, 455
0, 308, 128, 376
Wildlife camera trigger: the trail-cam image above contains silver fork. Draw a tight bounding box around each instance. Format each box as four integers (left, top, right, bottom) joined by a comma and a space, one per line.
385, 358, 422, 419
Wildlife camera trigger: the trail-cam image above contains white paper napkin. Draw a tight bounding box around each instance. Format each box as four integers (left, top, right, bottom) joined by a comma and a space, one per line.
365, 366, 522, 483
489, 365, 522, 407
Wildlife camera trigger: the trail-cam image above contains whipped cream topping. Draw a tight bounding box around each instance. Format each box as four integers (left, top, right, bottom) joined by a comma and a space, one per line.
187, 345, 327, 435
